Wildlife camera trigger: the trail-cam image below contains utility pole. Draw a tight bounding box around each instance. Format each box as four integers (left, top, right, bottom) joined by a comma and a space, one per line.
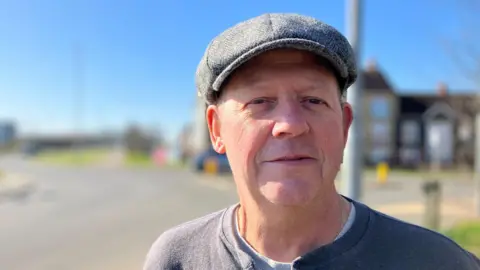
341, 0, 364, 201
72, 44, 85, 149
475, 109, 480, 216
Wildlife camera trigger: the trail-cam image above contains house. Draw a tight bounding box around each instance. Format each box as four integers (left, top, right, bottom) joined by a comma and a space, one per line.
362, 60, 479, 169
360, 60, 399, 166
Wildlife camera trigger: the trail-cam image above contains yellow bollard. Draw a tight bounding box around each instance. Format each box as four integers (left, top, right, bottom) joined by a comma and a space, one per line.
204, 157, 218, 175
377, 162, 389, 184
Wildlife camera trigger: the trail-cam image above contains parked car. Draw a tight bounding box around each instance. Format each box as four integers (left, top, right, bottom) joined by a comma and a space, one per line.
193, 148, 231, 173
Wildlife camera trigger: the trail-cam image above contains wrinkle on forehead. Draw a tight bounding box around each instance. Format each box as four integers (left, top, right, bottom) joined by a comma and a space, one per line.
250, 48, 319, 65
224, 49, 337, 91
237, 65, 334, 92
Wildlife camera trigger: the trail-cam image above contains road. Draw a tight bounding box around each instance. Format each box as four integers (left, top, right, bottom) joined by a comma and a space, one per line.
0, 155, 476, 270
0, 155, 237, 270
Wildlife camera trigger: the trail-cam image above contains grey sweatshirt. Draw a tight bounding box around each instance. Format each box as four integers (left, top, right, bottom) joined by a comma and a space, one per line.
143, 199, 480, 269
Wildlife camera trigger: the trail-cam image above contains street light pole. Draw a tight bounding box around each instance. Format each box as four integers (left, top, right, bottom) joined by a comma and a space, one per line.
73, 44, 84, 134
71, 44, 85, 151
342, 0, 364, 201
475, 110, 480, 216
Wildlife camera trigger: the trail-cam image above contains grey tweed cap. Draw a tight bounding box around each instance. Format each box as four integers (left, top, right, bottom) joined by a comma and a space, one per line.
195, 13, 357, 104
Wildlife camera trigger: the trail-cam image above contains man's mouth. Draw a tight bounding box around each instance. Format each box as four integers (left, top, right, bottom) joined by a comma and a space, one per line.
270, 155, 314, 162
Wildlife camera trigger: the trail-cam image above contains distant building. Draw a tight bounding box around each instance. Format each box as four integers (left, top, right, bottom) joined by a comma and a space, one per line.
0, 121, 17, 146
177, 123, 195, 163
190, 97, 210, 155
20, 133, 121, 155
360, 60, 478, 169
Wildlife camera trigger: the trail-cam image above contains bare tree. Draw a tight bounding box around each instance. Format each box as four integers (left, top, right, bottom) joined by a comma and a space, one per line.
442, 0, 480, 88
437, 0, 480, 168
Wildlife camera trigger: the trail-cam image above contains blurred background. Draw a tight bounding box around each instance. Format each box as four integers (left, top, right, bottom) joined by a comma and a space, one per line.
0, 0, 479, 269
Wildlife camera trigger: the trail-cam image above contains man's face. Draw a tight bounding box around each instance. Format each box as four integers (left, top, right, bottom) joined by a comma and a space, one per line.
206, 49, 353, 207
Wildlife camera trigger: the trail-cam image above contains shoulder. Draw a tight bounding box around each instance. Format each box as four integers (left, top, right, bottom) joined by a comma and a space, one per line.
142, 208, 228, 270
368, 207, 480, 269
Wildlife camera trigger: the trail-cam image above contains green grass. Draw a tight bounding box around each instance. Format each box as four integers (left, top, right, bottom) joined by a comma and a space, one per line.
124, 153, 189, 170
124, 152, 154, 167
36, 148, 110, 166
444, 220, 480, 257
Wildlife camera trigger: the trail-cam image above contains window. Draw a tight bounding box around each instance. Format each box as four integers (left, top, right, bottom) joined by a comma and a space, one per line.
370, 97, 389, 119
399, 148, 421, 165
458, 122, 472, 142
371, 122, 390, 145
401, 120, 420, 145
370, 147, 390, 164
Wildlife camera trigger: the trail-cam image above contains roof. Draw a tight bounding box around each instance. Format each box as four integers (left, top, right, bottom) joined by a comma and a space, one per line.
362, 69, 394, 93
422, 101, 457, 121
398, 93, 479, 117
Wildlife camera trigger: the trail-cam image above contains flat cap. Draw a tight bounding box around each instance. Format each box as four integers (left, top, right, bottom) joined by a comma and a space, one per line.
195, 13, 357, 104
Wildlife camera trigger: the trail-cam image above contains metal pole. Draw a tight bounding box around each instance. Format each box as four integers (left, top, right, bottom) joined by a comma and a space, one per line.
72, 44, 84, 150
341, 0, 364, 201
474, 111, 480, 216
73, 44, 84, 134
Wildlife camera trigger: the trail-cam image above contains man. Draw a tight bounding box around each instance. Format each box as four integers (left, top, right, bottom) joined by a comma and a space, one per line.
144, 13, 480, 270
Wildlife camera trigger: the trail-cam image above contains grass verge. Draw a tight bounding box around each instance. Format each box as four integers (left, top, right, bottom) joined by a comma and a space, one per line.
444, 220, 480, 257
35, 149, 110, 166
123, 153, 187, 170
124, 152, 154, 167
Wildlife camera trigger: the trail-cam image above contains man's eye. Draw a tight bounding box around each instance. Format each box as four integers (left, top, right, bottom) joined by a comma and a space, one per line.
251, 98, 269, 105
304, 98, 324, 105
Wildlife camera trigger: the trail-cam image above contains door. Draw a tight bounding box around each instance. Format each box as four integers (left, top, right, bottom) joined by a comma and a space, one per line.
426, 121, 453, 164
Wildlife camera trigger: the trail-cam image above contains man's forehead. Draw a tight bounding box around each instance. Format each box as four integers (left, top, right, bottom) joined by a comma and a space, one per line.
227, 49, 334, 88
243, 49, 319, 67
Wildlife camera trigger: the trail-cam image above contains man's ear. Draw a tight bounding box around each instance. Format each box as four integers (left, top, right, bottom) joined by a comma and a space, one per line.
341, 102, 354, 147
206, 104, 226, 154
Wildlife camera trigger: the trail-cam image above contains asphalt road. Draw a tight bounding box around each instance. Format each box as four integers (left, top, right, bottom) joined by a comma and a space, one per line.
0, 155, 238, 270
0, 155, 476, 270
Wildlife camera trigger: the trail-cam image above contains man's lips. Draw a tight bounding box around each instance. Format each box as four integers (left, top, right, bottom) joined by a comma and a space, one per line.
267, 155, 315, 162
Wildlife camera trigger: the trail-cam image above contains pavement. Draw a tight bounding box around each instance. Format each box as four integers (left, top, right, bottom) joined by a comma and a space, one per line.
0, 154, 477, 270
0, 172, 34, 202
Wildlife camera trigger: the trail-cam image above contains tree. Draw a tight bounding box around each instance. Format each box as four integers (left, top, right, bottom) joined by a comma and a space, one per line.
123, 123, 157, 155
439, 0, 480, 168
442, 0, 480, 88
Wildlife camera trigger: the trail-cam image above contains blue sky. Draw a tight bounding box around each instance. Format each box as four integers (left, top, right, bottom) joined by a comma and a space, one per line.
0, 0, 477, 141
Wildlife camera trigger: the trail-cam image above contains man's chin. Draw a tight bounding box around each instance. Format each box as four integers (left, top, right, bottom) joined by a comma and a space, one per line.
259, 180, 317, 206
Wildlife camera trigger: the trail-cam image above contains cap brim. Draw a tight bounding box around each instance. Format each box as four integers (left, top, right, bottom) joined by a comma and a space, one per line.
212, 38, 348, 91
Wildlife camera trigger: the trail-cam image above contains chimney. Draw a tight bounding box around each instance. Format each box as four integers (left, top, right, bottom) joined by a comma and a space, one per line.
437, 82, 448, 96
366, 58, 377, 72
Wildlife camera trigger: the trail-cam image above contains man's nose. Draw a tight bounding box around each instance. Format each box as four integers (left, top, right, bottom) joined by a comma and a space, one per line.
271, 102, 310, 139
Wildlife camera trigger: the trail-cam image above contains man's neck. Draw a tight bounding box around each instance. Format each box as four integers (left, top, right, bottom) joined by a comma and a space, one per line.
237, 192, 350, 263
